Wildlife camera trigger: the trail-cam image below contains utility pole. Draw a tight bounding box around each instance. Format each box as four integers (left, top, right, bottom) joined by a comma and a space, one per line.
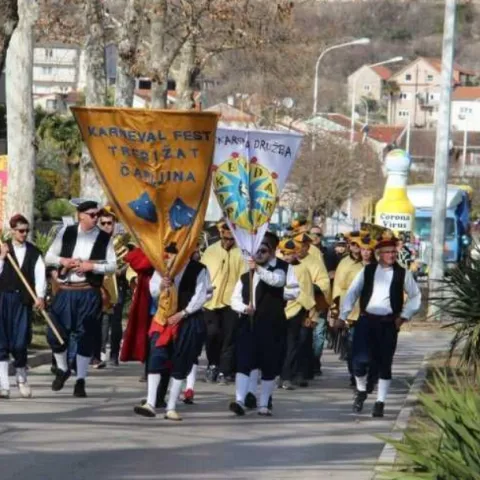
428, 0, 456, 320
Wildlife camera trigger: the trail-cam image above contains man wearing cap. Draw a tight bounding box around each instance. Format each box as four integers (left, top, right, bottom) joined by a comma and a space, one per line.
278, 238, 315, 390
0, 214, 46, 399
45, 200, 117, 398
201, 221, 245, 384
336, 235, 377, 387
340, 233, 421, 417
295, 232, 331, 378
229, 233, 298, 416
134, 246, 210, 421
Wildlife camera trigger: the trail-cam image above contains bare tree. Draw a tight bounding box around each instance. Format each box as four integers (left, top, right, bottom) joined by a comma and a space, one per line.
5, 0, 37, 227
114, 0, 145, 107
80, 0, 107, 199
0, 0, 18, 73
289, 132, 383, 222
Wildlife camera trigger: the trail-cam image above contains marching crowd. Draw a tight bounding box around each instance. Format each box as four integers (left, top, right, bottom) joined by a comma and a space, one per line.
0, 201, 421, 422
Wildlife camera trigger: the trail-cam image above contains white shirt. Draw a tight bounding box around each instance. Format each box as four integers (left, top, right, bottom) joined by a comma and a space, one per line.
340, 263, 421, 321
0, 242, 46, 298
231, 258, 300, 314
149, 264, 211, 315
45, 225, 117, 283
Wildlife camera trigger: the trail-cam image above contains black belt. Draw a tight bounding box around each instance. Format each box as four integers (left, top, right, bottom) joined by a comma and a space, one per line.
364, 313, 396, 322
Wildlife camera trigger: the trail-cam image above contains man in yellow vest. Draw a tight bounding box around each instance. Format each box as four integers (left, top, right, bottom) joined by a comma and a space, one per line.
201, 221, 245, 384
294, 231, 331, 379
278, 238, 315, 390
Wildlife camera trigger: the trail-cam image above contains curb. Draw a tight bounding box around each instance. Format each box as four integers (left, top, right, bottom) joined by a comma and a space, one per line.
8, 350, 51, 376
371, 353, 432, 479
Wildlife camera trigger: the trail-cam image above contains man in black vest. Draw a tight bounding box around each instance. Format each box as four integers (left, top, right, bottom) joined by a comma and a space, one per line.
0, 214, 46, 399
229, 234, 292, 417
339, 233, 421, 417
45, 201, 117, 398
134, 248, 210, 421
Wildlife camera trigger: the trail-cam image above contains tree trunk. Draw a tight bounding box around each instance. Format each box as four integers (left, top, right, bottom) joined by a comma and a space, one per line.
175, 35, 197, 110
114, 0, 143, 107
150, 0, 168, 109
80, 0, 107, 200
5, 0, 36, 228
0, 0, 18, 73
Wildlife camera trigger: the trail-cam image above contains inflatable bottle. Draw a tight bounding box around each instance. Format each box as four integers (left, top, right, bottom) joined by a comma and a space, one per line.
375, 149, 415, 235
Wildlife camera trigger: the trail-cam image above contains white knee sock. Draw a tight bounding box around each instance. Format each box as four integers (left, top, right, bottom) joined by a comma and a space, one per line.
186, 364, 197, 391
167, 378, 183, 412
0, 361, 9, 390
146, 373, 161, 407
235, 373, 250, 404
16, 367, 27, 384
76, 354, 90, 380
54, 352, 68, 372
248, 368, 259, 395
259, 379, 275, 408
377, 379, 391, 402
355, 375, 367, 392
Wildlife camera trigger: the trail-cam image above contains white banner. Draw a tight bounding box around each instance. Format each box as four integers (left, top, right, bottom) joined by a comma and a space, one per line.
376, 212, 413, 232
213, 127, 303, 256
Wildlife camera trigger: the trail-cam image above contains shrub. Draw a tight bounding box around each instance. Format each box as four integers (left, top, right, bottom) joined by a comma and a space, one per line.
34, 228, 57, 255
44, 198, 75, 220
383, 371, 480, 479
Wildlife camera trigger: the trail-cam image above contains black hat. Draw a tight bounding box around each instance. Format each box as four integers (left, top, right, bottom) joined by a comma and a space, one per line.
264, 231, 280, 249
77, 200, 99, 213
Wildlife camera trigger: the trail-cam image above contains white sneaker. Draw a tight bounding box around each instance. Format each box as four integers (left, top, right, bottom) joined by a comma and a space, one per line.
0, 389, 10, 399
18, 382, 32, 398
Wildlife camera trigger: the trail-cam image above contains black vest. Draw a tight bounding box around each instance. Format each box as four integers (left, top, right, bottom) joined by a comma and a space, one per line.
59, 225, 111, 287
240, 259, 288, 322
359, 262, 406, 316
0, 240, 41, 306
177, 260, 206, 312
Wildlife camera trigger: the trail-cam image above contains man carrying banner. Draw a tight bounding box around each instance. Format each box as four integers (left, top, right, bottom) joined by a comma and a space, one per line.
46, 200, 117, 398
229, 234, 299, 417
134, 247, 210, 421
201, 221, 245, 385
0, 214, 46, 399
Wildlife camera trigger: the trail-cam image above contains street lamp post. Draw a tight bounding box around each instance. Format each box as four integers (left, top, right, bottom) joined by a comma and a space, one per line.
350, 56, 404, 143
312, 37, 370, 118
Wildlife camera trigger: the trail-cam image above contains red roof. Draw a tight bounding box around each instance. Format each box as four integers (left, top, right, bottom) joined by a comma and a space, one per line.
367, 125, 404, 144
452, 86, 480, 101
322, 113, 363, 130
370, 65, 392, 80
424, 57, 477, 76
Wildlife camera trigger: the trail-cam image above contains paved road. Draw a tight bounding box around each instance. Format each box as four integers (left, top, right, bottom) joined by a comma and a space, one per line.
0, 330, 450, 480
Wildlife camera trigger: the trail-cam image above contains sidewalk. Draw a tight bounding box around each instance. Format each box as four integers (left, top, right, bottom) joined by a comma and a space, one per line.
0, 330, 450, 480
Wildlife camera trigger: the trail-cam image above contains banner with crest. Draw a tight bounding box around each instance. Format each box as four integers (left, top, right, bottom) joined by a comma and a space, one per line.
213, 127, 303, 256
72, 107, 218, 325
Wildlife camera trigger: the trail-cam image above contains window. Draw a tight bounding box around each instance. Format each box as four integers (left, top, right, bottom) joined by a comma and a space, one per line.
414, 217, 456, 241
399, 92, 409, 100
405, 74, 412, 81
138, 79, 152, 90
42, 67, 52, 75
426, 74, 434, 82
460, 106, 473, 115
363, 84, 371, 92
46, 99, 57, 111
398, 110, 410, 117
44, 48, 53, 58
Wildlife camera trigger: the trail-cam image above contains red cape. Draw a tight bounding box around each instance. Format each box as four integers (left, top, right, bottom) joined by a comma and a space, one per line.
120, 248, 154, 363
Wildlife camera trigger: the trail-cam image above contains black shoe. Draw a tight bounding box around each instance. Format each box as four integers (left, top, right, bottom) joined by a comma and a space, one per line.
372, 401, 384, 418
51, 369, 71, 392
268, 395, 273, 410
110, 356, 119, 367
229, 401, 245, 416
353, 391, 367, 413
73, 379, 87, 398
297, 380, 309, 388
50, 365, 58, 375
244, 392, 257, 409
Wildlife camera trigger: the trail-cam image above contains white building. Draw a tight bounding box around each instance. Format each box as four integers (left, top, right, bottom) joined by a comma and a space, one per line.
451, 86, 480, 133
33, 44, 82, 94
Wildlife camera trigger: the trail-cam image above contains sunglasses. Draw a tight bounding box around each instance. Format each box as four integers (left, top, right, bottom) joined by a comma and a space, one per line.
100, 221, 113, 226
83, 212, 99, 219
15, 228, 30, 234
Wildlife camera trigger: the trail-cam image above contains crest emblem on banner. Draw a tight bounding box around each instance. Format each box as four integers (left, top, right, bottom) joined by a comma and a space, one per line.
213, 152, 278, 232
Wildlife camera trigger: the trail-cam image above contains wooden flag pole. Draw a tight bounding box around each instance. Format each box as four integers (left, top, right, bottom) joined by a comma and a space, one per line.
0, 240, 64, 345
